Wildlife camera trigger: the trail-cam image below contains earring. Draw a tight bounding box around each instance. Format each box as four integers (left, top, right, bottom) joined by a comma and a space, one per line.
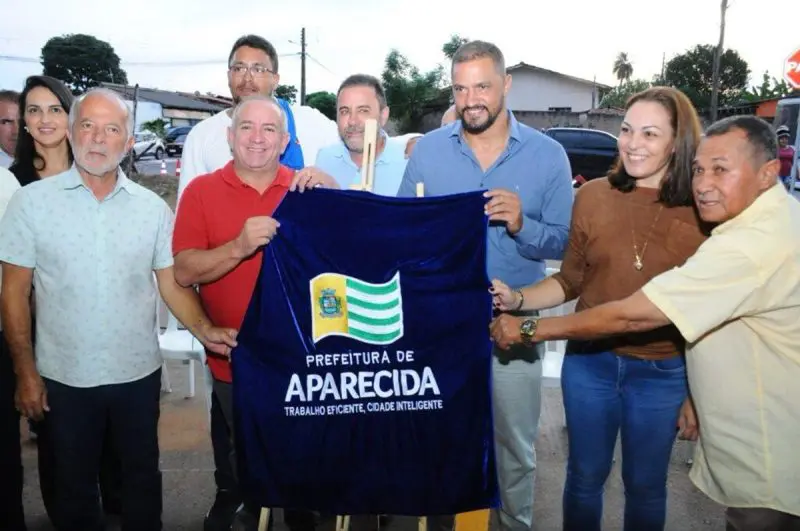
24, 126, 29, 132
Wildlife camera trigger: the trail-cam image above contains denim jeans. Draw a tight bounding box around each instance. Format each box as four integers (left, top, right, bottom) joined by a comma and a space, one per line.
561, 350, 687, 531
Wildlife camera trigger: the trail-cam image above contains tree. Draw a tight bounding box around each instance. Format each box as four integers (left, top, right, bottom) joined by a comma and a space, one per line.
612, 53, 634, 85
41, 34, 128, 95
275, 84, 297, 104
442, 34, 469, 60
382, 49, 448, 133
663, 44, 749, 111
306, 91, 336, 120
599, 79, 652, 109
141, 118, 168, 139
741, 72, 793, 102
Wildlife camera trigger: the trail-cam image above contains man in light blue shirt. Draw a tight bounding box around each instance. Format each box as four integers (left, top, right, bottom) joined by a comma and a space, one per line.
399, 41, 573, 531
311, 74, 409, 196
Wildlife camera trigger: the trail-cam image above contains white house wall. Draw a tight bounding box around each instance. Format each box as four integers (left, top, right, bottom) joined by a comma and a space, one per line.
123, 100, 164, 131
506, 69, 597, 112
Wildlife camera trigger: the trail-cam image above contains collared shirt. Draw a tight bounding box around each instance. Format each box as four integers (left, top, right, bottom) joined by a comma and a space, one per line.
178, 98, 303, 198
642, 183, 800, 516
0, 166, 20, 331
314, 134, 409, 197
0, 149, 12, 169
0, 166, 175, 388
398, 111, 573, 288
172, 160, 294, 383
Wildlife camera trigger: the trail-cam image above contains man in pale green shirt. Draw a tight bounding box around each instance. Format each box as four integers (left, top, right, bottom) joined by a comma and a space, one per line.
490, 115, 800, 531
0, 88, 237, 531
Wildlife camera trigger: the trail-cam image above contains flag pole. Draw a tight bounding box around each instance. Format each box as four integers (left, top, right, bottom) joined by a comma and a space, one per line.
349, 119, 378, 192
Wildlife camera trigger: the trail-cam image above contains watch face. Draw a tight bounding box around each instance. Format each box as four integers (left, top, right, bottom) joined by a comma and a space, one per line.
521, 319, 534, 335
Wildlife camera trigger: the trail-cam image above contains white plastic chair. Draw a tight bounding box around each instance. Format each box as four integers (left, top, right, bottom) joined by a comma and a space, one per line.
157, 298, 213, 421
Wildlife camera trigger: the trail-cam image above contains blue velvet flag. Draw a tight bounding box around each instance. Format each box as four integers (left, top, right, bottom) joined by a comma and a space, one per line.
231, 188, 499, 515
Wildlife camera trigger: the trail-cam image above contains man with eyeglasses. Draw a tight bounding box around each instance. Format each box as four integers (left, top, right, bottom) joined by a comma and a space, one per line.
178, 35, 304, 199
0, 90, 19, 168
178, 36, 314, 531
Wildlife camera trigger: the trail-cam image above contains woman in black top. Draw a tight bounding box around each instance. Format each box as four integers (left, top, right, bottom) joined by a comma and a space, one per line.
9, 75, 73, 187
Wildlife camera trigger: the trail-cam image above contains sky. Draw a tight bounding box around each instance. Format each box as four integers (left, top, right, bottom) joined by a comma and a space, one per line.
1, 0, 798, 98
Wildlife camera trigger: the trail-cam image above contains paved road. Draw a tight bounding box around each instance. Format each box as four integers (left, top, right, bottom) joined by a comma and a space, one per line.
136, 156, 180, 176
20, 361, 726, 531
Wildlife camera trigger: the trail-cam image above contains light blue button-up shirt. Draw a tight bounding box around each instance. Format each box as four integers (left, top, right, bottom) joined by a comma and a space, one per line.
398, 112, 574, 288
314, 135, 409, 197
0, 166, 174, 387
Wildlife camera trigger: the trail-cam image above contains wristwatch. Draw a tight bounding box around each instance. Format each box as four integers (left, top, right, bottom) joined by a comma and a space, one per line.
519, 317, 540, 347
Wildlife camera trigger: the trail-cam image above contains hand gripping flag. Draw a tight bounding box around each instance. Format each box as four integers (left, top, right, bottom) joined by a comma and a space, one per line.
231, 188, 499, 516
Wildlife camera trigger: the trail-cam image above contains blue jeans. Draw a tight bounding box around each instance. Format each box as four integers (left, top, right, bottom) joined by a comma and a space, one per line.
561, 350, 687, 531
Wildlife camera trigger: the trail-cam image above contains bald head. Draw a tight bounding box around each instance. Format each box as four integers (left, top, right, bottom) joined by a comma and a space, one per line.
231, 95, 287, 133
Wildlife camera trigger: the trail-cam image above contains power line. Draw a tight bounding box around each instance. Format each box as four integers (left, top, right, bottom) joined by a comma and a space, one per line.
0, 53, 299, 67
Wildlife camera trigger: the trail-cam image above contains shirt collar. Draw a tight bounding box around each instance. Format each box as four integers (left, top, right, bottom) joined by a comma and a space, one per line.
332, 131, 393, 165
448, 109, 522, 144
711, 182, 787, 235
60, 165, 137, 196
221, 160, 294, 191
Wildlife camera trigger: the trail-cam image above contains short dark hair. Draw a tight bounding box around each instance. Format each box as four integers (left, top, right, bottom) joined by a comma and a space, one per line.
10, 76, 74, 187
337, 74, 387, 109
704, 115, 778, 168
451, 40, 505, 76
228, 35, 279, 73
0, 90, 20, 105
607, 86, 702, 207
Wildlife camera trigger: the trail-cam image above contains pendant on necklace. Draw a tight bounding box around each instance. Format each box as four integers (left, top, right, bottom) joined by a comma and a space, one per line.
634, 256, 643, 271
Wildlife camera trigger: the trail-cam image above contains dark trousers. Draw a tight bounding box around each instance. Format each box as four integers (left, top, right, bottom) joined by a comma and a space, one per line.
43, 369, 162, 531
0, 337, 26, 531
213, 379, 316, 531
726, 507, 800, 531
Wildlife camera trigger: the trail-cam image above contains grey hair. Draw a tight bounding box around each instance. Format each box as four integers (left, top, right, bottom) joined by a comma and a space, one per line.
230, 95, 288, 132
451, 40, 506, 77
68, 88, 134, 140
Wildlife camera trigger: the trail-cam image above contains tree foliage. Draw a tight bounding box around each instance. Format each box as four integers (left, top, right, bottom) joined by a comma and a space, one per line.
41, 34, 128, 94
382, 49, 448, 134
662, 44, 749, 110
141, 118, 168, 139
599, 79, 652, 109
740, 71, 793, 102
612, 52, 633, 84
306, 91, 336, 120
275, 84, 297, 104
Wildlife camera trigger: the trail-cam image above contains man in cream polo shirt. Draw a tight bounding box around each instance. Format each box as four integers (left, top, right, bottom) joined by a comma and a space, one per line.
489, 115, 800, 531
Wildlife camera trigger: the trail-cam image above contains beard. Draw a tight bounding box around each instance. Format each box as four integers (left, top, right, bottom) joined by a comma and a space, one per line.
73, 144, 126, 177
458, 100, 504, 134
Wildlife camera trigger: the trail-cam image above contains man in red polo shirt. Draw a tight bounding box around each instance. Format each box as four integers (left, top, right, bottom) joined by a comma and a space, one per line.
173, 95, 337, 531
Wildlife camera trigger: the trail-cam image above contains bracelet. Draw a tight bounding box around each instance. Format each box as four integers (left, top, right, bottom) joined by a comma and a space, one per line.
514, 289, 524, 311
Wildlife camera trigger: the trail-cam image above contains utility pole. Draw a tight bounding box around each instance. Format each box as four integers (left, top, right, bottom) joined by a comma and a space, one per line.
127, 83, 139, 175
300, 27, 307, 106
710, 0, 729, 121
661, 52, 666, 82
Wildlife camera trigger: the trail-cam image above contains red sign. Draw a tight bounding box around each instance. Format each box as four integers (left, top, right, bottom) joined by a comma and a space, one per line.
785, 48, 800, 89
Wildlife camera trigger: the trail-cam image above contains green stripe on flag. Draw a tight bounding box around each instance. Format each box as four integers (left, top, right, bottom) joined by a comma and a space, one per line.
348, 311, 401, 327
346, 277, 398, 296
346, 295, 399, 311
348, 327, 402, 343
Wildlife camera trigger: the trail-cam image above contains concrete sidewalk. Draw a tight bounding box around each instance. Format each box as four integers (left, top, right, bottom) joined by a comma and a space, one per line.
20, 361, 725, 530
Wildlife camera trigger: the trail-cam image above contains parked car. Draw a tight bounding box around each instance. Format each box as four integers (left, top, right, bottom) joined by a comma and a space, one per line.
132, 131, 165, 160
166, 134, 188, 158
165, 126, 193, 144
544, 127, 619, 185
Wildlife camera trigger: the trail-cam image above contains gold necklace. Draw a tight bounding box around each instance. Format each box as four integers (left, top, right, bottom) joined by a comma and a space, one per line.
631, 204, 664, 271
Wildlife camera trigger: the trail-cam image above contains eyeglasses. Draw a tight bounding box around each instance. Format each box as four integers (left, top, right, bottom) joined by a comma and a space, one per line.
229, 63, 274, 78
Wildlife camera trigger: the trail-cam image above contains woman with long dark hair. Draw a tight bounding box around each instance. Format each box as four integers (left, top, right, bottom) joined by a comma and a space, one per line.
492, 87, 709, 531
9, 76, 73, 187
